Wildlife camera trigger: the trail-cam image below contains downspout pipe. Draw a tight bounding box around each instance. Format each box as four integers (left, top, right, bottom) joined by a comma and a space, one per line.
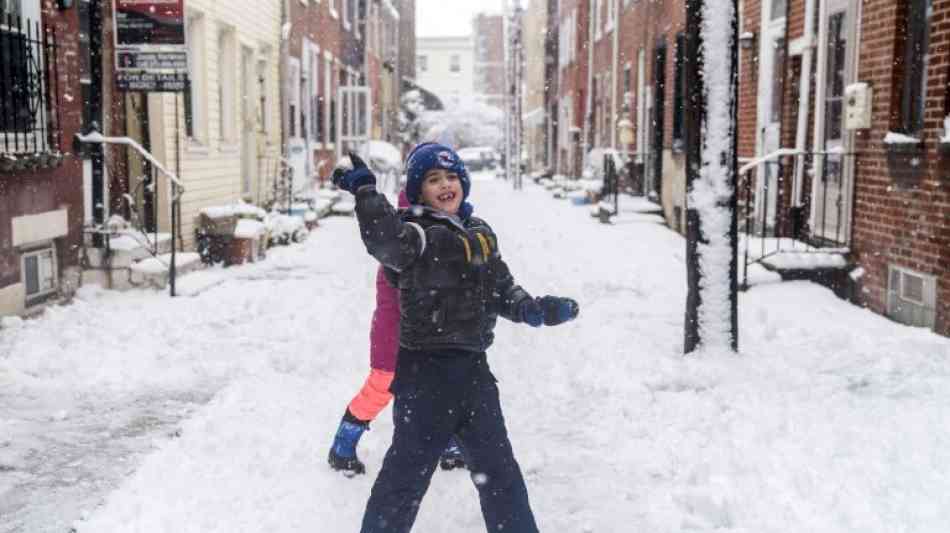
793, 0, 817, 207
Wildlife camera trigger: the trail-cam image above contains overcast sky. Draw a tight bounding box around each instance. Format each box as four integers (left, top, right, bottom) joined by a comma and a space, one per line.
415, 0, 505, 37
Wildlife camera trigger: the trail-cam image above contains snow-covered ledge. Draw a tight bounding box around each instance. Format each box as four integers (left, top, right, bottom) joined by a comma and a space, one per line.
883, 131, 921, 145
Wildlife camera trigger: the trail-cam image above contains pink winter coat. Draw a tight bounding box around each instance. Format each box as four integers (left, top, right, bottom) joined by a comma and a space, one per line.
368, 191, 409, 372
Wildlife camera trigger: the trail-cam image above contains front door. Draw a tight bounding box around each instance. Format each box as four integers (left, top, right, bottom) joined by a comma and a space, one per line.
812, 0, 856, 244
756, 0, 787, 232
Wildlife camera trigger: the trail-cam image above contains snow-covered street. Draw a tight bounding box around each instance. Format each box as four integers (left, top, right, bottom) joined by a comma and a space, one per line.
3, 176, 950, 533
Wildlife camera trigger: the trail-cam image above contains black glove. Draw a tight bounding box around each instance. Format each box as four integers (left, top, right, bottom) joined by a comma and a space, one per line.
332, 152, 376, 193
519, 298, 544, 327
538, 296, 579, 326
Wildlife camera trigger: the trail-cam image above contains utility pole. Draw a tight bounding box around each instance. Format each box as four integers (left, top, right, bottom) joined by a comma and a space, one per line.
683, 0, 740, 353
504, 0, 524, 189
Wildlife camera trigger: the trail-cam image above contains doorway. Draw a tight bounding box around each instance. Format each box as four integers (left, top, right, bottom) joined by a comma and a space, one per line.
755, 0, 787, 232
812, 0, 857, 244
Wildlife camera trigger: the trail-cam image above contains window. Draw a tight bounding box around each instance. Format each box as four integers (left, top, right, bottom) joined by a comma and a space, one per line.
330, 0, 339, 18
887, 264, 937, 329
594, 0, 602, 41
342, 0, 350, 29
606, 0, 616, 32
310, 51, 321, 142
325, 54, 333, 144
217, 27, 237, 143
771, 0, 787, 20
672, 32, 686, 150
450, 54, 461, 73
770, 37, 786, 124
22, 245, 57, 304
624, 63, 631, 96
1, 0, 56, 154
824, 12, 846, 142
184, 13, 206, 141
288, 58, 300, 138
898, 0, 932, 135
417, 54, 427, 72
257, 59, 269, 134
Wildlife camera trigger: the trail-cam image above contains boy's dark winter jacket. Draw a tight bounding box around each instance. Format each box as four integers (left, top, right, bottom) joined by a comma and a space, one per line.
354, 187, 533, 353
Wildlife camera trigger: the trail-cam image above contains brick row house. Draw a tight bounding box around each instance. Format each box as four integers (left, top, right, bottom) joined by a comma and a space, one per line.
0, 0, 83, 316
1, 0, 411, 319
531, 0, 949, 335
285, 0, 403, 185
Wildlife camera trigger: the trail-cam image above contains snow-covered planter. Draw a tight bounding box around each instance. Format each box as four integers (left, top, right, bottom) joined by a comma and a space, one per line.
266, 213, 308, 245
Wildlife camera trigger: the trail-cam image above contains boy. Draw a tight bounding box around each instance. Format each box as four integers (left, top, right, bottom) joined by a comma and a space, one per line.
334, 143, 578, 533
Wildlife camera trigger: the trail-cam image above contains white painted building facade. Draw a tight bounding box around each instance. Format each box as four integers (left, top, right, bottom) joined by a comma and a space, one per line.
415, 36, 475, 109
149, 0, 283, 247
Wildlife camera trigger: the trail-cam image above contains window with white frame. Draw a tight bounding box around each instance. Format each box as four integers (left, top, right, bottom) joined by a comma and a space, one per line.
217, 27, 237, 144
184, 13, 206, 142
418, 54, 428, 72
288, 57, 300, 138
330, 0, 339, 18
606, 0, 616, 32
325, 54, 334, 144
450, 54, 461, 73
887, 264, 937, 329
309, 50, 323, 143
21, 244, 57, 304
343, 0, 350, 29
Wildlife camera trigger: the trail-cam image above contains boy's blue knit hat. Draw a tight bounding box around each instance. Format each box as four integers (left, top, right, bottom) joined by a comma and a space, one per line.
405, 142, 471, 206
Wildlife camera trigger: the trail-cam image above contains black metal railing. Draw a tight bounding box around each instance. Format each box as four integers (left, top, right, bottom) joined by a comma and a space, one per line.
741, 150, 853, 286
0, 13, 62, 170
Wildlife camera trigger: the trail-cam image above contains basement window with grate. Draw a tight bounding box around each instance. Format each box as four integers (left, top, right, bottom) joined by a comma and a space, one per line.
887, 264, 937, 330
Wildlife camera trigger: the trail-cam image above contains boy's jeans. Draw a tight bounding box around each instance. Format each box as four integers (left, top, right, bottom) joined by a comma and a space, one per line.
360, 350, 539, 533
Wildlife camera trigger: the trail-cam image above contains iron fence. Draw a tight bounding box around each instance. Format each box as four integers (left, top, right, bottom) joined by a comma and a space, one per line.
0, 13, 61, 169
741, 150, 854, 286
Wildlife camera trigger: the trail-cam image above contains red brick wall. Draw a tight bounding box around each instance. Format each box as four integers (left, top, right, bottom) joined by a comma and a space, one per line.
850, 0, 950, 335
0, 4, 85, 289
288, 0, 344, 175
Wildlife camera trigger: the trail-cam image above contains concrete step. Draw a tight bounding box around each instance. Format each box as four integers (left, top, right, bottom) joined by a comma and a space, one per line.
129, 252, 204, 290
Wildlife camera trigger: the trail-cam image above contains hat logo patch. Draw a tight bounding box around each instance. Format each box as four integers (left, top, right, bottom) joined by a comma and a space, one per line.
437, 151, 455, 168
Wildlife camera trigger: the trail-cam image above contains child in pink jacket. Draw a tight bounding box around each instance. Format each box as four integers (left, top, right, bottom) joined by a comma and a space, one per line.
328, 191, 464, 476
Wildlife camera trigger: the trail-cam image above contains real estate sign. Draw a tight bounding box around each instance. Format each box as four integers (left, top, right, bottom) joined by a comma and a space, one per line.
113, 0, 188, 92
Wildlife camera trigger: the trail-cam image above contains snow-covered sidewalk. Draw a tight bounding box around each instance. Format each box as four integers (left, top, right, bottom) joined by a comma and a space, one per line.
2, 178, 949, 533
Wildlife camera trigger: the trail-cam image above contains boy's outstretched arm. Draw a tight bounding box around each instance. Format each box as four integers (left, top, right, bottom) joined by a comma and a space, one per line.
334, 154, 424, 272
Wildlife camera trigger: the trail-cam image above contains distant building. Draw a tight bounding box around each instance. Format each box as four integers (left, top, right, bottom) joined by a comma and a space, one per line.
472, 13, 505, 107
415, 36, 475, 109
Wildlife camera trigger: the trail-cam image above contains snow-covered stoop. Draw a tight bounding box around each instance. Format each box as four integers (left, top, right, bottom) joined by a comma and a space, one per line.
82, 230, 205, 291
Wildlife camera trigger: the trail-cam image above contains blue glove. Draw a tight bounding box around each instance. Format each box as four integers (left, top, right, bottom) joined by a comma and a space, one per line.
538, 296, 579, 326
332, 152, 376, 194
519, 298, 544, 327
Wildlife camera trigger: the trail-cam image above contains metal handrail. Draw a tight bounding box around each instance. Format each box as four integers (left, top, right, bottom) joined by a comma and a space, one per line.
75, 131, 185, 296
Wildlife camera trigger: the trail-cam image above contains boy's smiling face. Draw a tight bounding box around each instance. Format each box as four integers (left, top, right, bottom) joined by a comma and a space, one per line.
420, 168, 463, 215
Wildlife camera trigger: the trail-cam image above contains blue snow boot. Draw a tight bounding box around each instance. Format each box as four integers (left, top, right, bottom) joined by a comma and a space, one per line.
328, 410, 368, 476
439, 436, 467, 471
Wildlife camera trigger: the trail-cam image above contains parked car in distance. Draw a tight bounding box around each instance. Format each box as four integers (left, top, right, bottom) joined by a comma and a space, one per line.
458, 146, 501, 172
